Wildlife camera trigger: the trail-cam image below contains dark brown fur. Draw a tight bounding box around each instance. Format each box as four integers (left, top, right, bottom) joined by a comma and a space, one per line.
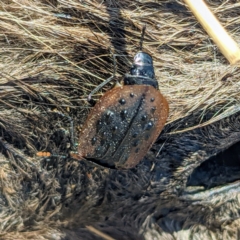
0, 0, 240, 239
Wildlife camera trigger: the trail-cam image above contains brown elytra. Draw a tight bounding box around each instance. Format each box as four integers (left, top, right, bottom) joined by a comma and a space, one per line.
76, 84, 168, 169
37, 51, 169, 169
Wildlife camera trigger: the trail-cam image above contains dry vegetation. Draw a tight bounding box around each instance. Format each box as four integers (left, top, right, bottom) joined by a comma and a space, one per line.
0, 0, 240, 239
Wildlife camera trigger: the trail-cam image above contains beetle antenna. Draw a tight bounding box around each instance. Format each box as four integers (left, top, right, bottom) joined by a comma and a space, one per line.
88, 53, 117, 102
139, 25, 146, 51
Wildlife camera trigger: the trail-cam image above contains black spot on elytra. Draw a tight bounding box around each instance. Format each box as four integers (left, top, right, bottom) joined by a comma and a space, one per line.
120, 109, 128, 120
132, 132, 138, 138
112, 126, 118, 132
151, 106, 156, 113
102, 131, 107, 137
144, 134, 150, 140
119, 98, 126, 105
96, 146, 101, 152
132, 140, 139, 147
91, 137, 97, 145
146, 121, 154, 130
106, 111, 114, 123
141, 115, 147, 121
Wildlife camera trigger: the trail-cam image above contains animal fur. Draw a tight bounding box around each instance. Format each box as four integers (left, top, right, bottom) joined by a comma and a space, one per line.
0, 0, 240, 239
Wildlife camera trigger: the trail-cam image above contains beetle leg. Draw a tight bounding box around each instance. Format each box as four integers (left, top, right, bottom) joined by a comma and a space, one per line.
87, 53, 117, 102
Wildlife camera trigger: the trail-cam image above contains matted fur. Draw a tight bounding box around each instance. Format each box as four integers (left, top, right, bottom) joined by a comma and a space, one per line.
0, 0, 240, 239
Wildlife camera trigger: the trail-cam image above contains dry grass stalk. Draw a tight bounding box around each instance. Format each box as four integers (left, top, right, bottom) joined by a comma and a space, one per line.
184, 0, 240, 64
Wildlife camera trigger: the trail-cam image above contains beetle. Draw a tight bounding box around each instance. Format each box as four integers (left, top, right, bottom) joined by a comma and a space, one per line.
72, 57, 169, 169
37, 26, 169, 169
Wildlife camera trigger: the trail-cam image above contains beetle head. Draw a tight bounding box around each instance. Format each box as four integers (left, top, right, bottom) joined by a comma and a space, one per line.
124, 51, 158, 89
130, 51, 155, 79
